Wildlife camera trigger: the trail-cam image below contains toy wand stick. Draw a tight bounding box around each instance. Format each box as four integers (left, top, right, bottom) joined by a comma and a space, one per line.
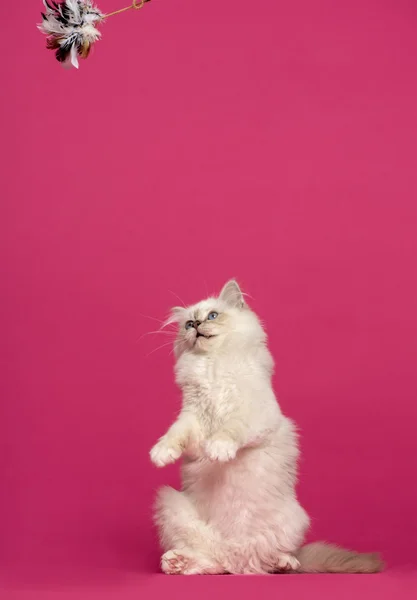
104, 0, 151, 19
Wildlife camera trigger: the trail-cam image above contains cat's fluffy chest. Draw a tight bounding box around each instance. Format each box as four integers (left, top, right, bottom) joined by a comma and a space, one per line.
175, 345, 279, 442
176, 353, 241, 429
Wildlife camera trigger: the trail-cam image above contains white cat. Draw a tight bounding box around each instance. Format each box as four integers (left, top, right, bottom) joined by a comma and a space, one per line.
150, 280, 383, 575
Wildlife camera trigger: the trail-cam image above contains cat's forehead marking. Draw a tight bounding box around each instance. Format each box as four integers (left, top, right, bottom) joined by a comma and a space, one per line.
189, 298, 217, 321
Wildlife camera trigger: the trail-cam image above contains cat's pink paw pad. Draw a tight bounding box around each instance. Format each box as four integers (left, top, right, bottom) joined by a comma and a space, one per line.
276, 554, 300, 572
161, 550, 189, 575
204, 438, 238, 462
150, 440, 181, 467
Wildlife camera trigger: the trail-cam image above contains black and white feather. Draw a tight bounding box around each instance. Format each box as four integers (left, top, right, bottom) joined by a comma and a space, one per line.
38, 0, 104, 69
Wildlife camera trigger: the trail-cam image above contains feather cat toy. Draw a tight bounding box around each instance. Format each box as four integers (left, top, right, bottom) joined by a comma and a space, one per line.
38, 0, 151, 69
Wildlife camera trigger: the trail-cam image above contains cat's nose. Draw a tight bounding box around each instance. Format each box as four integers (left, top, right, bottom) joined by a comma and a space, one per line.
193, 321, 201, 330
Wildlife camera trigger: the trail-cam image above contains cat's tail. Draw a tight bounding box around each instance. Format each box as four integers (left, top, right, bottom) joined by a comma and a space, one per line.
296, 542, 384, 573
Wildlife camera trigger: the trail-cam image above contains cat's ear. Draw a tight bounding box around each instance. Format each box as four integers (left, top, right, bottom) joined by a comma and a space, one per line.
163, 306, 186, 328
219, 280, 245, 309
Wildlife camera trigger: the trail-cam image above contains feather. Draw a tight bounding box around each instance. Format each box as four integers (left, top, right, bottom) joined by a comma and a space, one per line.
37, 0, 103, 69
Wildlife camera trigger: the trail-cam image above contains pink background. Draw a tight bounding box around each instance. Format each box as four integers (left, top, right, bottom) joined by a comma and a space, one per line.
1, 0, 416, 598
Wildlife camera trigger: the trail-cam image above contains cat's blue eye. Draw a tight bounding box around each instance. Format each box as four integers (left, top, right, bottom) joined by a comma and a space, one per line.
185, 321, 194, 330
207, 312, 218, 320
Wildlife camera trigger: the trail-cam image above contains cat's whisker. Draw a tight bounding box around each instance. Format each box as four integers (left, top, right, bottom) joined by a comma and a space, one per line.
138, 312, 166, 325
135, 330, 177, 344
145, 340, 176, 358
170, 339, 187, 356
168, 289, 187, 308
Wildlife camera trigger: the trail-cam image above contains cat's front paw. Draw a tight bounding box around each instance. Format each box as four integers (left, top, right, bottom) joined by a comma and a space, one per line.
204, 437, 238, 462
150, 438, 182, 468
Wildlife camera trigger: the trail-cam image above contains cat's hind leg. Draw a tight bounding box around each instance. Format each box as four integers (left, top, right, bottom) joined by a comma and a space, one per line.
161, 548, 222, 575
155, 486, 224, 575
274, 552, 301, 572
269, 499, 309, 573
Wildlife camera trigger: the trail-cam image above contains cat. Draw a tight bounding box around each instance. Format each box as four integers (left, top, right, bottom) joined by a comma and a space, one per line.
149, 280, 383, 575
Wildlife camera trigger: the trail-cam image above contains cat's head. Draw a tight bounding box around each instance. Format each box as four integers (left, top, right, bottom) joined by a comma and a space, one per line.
165, 280, 265, 357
